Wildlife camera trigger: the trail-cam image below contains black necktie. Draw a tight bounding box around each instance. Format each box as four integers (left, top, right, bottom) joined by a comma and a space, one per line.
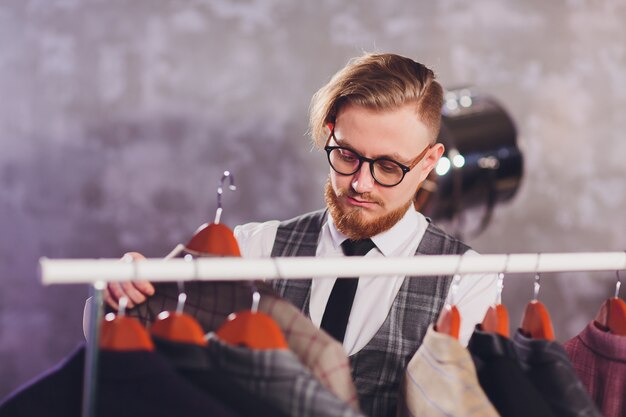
320, 238, 377, 343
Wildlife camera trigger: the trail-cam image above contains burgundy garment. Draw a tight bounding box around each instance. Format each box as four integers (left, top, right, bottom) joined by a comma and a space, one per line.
564, 321, 626, 417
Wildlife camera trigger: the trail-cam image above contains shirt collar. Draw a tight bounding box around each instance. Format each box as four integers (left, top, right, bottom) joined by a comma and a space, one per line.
327, 205, 421, 257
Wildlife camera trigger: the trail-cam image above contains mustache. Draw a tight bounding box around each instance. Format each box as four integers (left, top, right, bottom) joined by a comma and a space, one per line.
336, 188, 384, 206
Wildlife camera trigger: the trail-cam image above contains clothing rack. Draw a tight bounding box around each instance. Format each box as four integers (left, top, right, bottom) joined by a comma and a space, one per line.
41, 252, 626, 284
40, 251, 626, 417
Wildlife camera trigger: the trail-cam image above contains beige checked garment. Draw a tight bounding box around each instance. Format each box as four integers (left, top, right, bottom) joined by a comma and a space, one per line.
398, 325, 500, 417
259, 295, 359, 409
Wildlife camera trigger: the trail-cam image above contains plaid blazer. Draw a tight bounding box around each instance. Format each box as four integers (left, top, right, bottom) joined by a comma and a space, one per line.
270, 209, 469, 417
260, 295, 359, 409
203, 337, 366, 417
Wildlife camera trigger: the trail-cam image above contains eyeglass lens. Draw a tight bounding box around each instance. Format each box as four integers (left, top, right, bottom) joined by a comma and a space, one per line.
328, 148, 404, 186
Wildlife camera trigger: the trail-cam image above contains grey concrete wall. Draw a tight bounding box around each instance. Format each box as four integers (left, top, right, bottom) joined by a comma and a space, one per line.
1, 0, 625, 398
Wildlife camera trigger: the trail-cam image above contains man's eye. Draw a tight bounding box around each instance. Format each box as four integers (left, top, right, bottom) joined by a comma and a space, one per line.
338, 150, 358, 161
377, 161, 398, 173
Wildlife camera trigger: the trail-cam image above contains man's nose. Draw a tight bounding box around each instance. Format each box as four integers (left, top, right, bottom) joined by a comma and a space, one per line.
351, 162, 375, 193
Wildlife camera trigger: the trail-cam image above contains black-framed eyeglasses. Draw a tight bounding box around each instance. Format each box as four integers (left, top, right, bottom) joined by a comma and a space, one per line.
324, 128, 432, 187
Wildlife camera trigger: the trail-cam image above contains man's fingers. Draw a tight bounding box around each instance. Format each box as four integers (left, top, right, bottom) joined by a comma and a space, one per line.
132, 280, 155, 296
107, 282, 130, 307
103, 287, 119, 310
103, 253, 153, 311
121, 281, 147, 306
123, 252, 146, 261
113, 252, 153, 308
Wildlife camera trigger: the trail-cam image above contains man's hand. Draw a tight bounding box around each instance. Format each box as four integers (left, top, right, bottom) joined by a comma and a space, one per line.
103, 252, 155, 310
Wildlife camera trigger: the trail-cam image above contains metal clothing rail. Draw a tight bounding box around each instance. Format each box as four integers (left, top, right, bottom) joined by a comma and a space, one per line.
45, 251, 625, 417
40, 252, 626, 284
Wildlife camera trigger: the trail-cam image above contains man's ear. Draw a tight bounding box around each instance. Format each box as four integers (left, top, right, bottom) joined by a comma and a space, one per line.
419, 143, 445, 183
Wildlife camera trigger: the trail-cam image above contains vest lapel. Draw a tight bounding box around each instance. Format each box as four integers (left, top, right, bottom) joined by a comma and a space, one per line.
269, 209, 327, 315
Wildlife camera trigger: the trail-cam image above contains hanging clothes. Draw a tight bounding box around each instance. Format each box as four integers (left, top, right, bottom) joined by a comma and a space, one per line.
153, 336, 290, 417
564, 321, 626, 417
467, 326, 557, 417
258, 294, 359, 409
120, 280, 359, 407
0, 344, 240, 417
512, 330, 602, 417
398, 325, 499, 417
203, 337, 366, 417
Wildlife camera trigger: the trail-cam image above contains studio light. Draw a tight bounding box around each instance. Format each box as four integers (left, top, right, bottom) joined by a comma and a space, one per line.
416, 88, 523, 237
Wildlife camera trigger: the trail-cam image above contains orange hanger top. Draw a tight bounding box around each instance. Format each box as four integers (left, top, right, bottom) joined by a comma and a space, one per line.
481, 304, 510, 338
480, 271, 510, 338
594, 272, 626, 335
435, 272, 462, 340
150, 290, 208, 346
215, 290, 288, 350
435, 304, 461, 339
519, 259, 555, 341
184, 171, 241, 257
216, 310, 288, 350
520, 300, 555, 340
594, 297, 626, 335
185, 222, 241, 256
151, 311, 207, 346
100, 306, 155, 351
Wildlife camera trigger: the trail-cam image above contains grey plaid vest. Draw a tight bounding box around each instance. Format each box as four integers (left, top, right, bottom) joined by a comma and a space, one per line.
270, 209, 469, 417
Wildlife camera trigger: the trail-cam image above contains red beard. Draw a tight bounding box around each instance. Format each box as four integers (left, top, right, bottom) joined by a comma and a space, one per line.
324, 178, 412, 240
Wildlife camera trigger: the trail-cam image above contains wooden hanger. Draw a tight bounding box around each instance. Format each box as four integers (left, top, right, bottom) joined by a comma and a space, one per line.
100, 297, 155, 351
169, 171, 281, 349
482, 304, 510, 337
216, 287, 288, 350
519, 268, 555, 340
186, 223, 241, 256
520, 300, 554, 340
480, 268, 510, 338
184, 171, 240, 256
150, 284, 208, 346
594, 271, 626, 335
156, 172, 241, 345
435, 271, 462, 339
436, 304, 461, 339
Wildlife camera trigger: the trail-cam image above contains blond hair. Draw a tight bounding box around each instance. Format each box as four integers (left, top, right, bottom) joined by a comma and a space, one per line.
309, 53, 444, 147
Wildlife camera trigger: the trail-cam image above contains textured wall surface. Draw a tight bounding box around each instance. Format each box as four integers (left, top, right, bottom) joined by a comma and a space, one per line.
1, 0, 625, 398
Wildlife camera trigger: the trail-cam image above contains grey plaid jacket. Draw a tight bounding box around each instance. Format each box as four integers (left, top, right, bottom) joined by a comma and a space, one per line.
202, 337, 366, 417
270, 209, 470, 417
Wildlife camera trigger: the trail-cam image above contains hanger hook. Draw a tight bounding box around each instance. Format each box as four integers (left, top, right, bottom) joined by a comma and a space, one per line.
215, 171, 236, 224
618, 250, 626, 299
250, 284, 261, 313
533, 253, 542, 301
124, 252, 140, 281
450, 253, 465, 305
497, 254, 510, 305
177, 255, 197, 314
117, 254, 139, 316
118, 296, 128, 317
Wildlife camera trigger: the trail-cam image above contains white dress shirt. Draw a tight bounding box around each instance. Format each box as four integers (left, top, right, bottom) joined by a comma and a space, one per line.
234, 206, 498, 355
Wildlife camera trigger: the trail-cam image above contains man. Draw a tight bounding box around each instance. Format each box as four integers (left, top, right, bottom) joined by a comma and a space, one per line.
100, 53, 497, 417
